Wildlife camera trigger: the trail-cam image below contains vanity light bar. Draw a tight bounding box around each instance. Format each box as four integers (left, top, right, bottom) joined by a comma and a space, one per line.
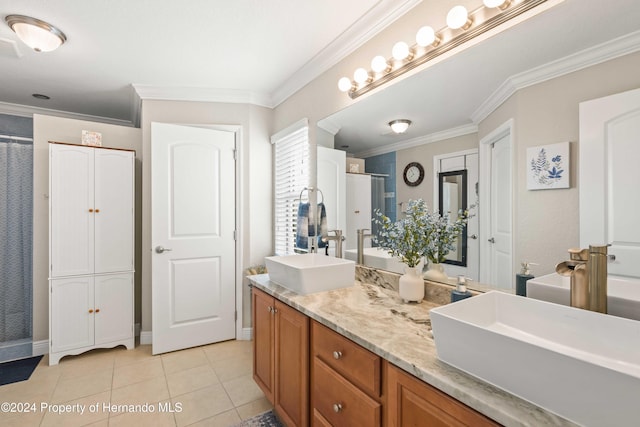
340, 0, 549, 99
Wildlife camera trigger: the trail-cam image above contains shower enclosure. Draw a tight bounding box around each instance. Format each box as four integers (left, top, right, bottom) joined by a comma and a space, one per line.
0, 133, 34, 362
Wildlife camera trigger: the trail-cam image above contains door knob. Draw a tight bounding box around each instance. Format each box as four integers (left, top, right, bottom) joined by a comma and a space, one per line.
488, 237, 495, 243
469, 234, 478, 240
155, 246, 173, 254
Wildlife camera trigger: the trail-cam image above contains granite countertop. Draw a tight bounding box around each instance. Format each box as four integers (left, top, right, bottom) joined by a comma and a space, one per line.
248, 269, 577, 427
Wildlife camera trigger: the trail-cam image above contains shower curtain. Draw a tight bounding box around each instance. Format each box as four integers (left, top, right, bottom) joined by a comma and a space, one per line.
0, 140, 33, 352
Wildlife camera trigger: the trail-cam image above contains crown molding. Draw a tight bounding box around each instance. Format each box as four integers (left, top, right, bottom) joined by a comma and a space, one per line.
0, 101, 135, 127
269, 0, 423, 107
132, 84, 274, 108
471, 29, 640, 124
355, 123, 478, 158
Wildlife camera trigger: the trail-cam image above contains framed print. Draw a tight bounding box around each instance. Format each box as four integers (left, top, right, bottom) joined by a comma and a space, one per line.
527, 142, 569, 190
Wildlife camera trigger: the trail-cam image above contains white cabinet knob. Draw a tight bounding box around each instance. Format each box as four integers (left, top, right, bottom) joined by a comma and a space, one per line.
333, 403, 343, 413
333, 351, 342, 360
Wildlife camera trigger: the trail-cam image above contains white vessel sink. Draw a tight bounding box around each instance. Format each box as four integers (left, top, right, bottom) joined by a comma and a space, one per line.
264, 253, 355, 295
344, 247, 406, 274
430, 291, 640, 427
527, 273, 640, 321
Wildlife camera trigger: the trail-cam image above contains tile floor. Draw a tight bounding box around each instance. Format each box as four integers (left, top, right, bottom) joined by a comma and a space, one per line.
0, 340, 272, 426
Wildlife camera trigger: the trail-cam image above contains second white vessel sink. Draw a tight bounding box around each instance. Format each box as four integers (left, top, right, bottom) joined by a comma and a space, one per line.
344, 247, 406, 274
527, 273, 640, 321
264, 253, 355, 295
430, 291, 640, 427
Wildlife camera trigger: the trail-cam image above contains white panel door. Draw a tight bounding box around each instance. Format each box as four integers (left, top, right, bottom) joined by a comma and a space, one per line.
345, 174, 371, 250
94, 273, 133, 345
490, 135, 512, 290
152, 123, 236, 355
317, 146, 346, 256
580, 88, 640, 277
50, 144, 94, 277
94, 149, 134, 273
50, 276, 94, 353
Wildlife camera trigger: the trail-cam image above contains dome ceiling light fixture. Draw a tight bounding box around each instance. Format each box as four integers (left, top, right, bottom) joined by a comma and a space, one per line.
338, 0, 550, 98
389, 119, 412, 134
5, 15, 67, 52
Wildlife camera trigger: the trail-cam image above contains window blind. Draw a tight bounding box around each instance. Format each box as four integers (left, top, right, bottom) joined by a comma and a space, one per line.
272, 123, 309, 256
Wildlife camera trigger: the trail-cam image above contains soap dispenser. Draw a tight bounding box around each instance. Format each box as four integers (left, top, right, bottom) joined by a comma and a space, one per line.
451, 275, 472, 302
516, 261, 536, 296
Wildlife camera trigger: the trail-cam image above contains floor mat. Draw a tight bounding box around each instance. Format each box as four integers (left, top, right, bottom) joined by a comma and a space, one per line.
234, 410, 284, 427
0, 355, 43, 386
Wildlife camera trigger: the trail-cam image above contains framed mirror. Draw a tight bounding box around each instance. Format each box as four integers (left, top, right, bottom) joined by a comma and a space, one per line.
438, 169, 467, 266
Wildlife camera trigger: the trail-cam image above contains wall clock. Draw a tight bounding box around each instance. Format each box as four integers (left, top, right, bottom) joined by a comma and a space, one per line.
403, 162, 424, 186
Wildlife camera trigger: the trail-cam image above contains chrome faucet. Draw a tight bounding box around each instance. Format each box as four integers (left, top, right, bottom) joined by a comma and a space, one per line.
356, 229, 373, 265
556, 245, 609, 314
322, 229, 345, 258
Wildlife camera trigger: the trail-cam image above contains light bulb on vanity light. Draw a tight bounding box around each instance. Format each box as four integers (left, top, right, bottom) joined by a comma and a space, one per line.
483, 0, 512, 9
416, 26, 440, 47
447, 6, 473, 30
371, 55, 390, 73
338, 77, 352, 92
392, 41, 412, 61
353, 68, 370, 85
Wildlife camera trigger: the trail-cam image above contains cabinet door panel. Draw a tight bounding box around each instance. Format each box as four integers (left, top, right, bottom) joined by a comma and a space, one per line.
50, 144, 94, 277
50, 277, 94, 352
386, 362, 499, 427
94, 149, 134, 273
94, 273, 133, 345
252, 289, 275, 402
275, 301, 309, 427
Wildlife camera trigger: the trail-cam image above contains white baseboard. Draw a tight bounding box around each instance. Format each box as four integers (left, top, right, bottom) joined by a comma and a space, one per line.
241, 327, 253, 341
139, 330, 153, 345
32, 340, 49, 356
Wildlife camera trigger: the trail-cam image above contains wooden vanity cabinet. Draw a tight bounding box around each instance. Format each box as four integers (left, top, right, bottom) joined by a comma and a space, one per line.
311, 321, 382, 427
252, 288, 309, 427
253, 286, 503, 427
385, 362, 500, 427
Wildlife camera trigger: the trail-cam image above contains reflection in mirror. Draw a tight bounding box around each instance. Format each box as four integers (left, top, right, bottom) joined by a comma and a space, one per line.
438, 170, 467, 267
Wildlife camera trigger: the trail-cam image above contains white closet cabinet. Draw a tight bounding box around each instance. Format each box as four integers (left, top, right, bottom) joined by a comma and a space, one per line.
48, 142, 134, 365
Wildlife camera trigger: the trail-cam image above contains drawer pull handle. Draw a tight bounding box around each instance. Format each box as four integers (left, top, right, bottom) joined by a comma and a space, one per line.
88, 309, 94, 313
332, 351, 343, 360
333, 403, 343, 413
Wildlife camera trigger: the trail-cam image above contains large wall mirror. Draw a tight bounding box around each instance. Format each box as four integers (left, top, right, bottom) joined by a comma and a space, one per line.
438, 170, 467, 267
316, 0, 640, 290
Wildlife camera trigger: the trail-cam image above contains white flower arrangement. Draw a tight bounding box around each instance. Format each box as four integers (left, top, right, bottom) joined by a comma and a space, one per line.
373, 199, 471, 267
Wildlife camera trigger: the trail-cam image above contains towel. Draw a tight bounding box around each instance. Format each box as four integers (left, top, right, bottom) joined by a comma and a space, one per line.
295, 202, 328, 250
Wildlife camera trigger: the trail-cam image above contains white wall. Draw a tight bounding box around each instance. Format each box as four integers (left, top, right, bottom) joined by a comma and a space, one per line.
139, 100, 273, 334
32, 115, 141, 342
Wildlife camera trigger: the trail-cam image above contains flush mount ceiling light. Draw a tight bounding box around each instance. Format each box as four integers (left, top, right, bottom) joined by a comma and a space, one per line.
338, 0, 549, 98
389, 119, 411, 134
5, 15, 67, 52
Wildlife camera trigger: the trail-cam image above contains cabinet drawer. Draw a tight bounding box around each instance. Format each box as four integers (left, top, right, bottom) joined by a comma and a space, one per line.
313, 357, 381, 427
312, 320, 381, 397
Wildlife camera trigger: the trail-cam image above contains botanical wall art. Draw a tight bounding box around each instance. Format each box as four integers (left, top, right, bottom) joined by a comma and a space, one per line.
527, 141, 570, 190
